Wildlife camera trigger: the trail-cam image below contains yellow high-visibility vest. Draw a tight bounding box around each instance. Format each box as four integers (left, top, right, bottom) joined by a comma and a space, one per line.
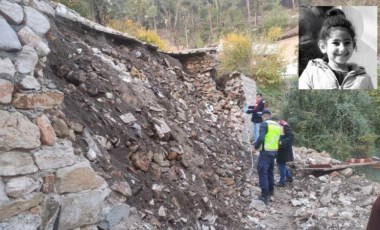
263, 120, 282, 151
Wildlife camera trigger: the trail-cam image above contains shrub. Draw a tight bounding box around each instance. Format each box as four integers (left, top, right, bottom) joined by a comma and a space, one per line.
136, 29, 168, 51
281, 90, 379, 159
106, 18, 168, 51
107, 17, 140, 36
219, 33, 252, 75
267, 26, 282, 41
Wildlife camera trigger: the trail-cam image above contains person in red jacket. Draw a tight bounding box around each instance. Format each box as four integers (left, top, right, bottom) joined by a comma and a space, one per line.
246, 93, 266, 144
367, 195, 380, 230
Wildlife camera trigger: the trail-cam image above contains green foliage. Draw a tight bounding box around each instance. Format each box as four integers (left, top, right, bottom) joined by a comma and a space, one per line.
136, 29, 168, 51
251, 53, 284, 86
219, 32, 286, 87
250, 32, 286, 87
281, 90, 379, 160
219, 33, 252, 75
267, 26, 283, 41
263, 1, 289, 32
106, 18, 168, 50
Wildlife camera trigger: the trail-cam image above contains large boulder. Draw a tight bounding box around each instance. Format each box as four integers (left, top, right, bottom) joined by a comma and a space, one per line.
33, 139, 75, 170
58, 190, 104, 230
55, 162, 105, 194
0, 110, 41, 151
0, 16, 21, 51
5, 176, 41, 198
0, 193, 44, 222
24, 6, 50, 35
12, 90, 64, 109
0, 0, 23, 24
0, 151, 38, 176
32, 0, 55, 17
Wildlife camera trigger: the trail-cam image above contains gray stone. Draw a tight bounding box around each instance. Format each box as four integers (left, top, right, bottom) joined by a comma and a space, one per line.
318, 175, 329, 183
5, 176, 41, 198
0, 58, 16, 76
0, 110, 41, 151
0, 192, 44, 222
119, 113, 137, 124
0, 16, 21, 51
0, 151, 38, 176
99, 204, 131, 230
0, 0, 24, 24
361, 185, 373, 196
55, 162, 105, 194
153, 151, 170, 167
111, 182, 132, 197
250, 199, 266, 212
291, 199, 303, 207
58, 190, 104, 230
0, 178, 9, 205
51, 117, 70, 138
153, 118, 171, 140
32, 0, 55, 17
15, 45, 39, 74
40, 195, 62, 230
341, 168, 353, 177
33, 139, 75, 170
320, 193, 332, 206
18, 26, 51, 57
0, 209, 42, 230
24, 6, 50, 35
0, 79, 14, 104
20, 75, 41, 90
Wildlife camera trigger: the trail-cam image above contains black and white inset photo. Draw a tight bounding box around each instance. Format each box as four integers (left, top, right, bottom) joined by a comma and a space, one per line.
298, 6, 377, 90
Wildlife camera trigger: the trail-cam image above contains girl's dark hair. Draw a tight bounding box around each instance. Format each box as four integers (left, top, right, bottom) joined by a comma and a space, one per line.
319, 8, 357, 49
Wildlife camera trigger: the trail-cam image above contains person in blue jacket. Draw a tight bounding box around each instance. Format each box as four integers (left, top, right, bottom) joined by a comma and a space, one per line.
252, 109, 282, 205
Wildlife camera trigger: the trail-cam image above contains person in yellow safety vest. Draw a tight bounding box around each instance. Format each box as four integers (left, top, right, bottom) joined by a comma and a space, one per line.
252, 109, 282, 205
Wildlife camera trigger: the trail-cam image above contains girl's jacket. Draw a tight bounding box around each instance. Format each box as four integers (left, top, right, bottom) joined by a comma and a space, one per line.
299, 59, 374, 89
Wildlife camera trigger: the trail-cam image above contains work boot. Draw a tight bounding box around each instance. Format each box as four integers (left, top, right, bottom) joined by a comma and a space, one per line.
286, 177, 293, 183
275, 182, 285, 187
269, 190, 274, 197
258, 195, 269, 205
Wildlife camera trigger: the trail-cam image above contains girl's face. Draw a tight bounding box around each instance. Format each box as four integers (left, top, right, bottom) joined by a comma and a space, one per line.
318, 27, 354, 70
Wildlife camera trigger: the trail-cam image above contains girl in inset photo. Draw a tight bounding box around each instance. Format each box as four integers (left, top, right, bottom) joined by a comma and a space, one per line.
299, 7, 375, 90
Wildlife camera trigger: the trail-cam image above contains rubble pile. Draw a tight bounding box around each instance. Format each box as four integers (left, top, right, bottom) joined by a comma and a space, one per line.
0, 1, 378, 230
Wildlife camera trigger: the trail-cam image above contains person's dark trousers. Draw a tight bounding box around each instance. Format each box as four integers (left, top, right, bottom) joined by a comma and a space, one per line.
278, 162, 293, 184
257, 151, 277, 198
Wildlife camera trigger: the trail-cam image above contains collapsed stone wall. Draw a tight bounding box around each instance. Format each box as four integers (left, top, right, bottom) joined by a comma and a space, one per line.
169, 52, 257, 145
0, 0, 255, 229
0, 1, 112, 229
